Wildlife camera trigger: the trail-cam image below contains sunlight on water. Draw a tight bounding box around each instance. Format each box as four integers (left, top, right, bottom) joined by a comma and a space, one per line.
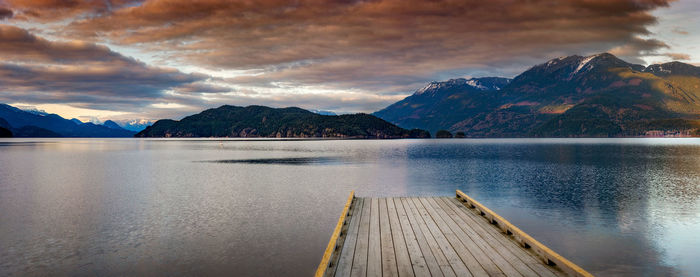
1, 138, 699, 276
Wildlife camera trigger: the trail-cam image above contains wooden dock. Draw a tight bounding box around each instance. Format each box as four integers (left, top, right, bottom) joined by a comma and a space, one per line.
316, 190, 592, 277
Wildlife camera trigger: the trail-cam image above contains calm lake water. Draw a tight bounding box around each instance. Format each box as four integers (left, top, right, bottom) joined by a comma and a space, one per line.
1, 138, 699, 276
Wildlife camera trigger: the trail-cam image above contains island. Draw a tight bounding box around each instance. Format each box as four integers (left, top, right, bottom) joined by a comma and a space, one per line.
135, 105, 430, 138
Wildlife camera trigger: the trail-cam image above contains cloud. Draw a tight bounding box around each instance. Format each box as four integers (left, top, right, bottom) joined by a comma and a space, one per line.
671, 27, 689, 35
0, 24, 136, 64
0, 7, 12, 20
608, 37, 670, 63
0, 0, 685, 119
5, 0, 142, 21
174, 82, 232, 93
10, 0, 675, 89
664, 52, 690, 60
0, 25, 230, 114
608, 36, 692, 63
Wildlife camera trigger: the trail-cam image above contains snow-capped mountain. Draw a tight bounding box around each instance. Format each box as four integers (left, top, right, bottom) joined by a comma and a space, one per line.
375, 53, 700, 137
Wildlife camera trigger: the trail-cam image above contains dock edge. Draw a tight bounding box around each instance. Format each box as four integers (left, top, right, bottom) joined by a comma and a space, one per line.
315, 191, 355, 277
456, 190, 593, 277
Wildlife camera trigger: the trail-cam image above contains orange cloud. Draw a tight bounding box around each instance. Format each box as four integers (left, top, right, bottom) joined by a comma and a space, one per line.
6, 0, 141, 20
5, 1, 674, 69
0, 0, 684, 118
48, 0, 676, 91
665, 53, 690, 60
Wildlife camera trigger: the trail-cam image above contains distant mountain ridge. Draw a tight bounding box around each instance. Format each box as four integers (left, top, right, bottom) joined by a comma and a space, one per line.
136, 105, 430, 138
103, 120, 129, 131
414, 77, 511, 95
0, 104, 136, 137
373, 77, 512, 134
374, 53, 700, 137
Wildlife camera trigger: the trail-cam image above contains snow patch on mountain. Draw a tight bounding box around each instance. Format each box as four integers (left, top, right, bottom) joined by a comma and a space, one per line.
572, 54, 600, 76
17, 106, 49, 116
546, 56, 566, 67
414, 77, 510, 95
415, 82, 440, 95
645, 65, 671, 74
466, 79, 487, 90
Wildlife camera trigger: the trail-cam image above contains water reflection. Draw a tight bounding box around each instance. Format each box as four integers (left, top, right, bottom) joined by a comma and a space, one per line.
203, 157, 343, 165
0, 138, 699, 276
413, 142, 700, 276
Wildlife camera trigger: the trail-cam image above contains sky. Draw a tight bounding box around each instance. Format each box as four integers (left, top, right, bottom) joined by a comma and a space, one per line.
0, 0, 698, 123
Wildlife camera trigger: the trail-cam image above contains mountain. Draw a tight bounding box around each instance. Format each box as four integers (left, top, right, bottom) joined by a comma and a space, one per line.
0, 116, 60, 137
103, 120, 128, 131
136, 105, 430, 138
11, 125, 62, 137
0, 118, 12, 137
373, 77, 511, 134
374, 53, 700, 137
310, 109, 337, 116
0, 127, 11, 137
0, 104, 136, 137
118, 120, 153, 132
0, 117, 10, 129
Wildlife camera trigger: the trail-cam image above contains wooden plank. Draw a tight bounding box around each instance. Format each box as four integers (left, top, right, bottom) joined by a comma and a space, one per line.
441, 197, 560, 277
401, 198, 455, 277
433, 197, 541, 277
367, 198, 382, 277
392, 198, 436, 277
423, 197, 522, 277
409, 198, 482, 277
335, 198, 365, 277
326, 194, 582, 277
443, 197, 561, 277
407, 198, 471, 277
386, 198, 417, 277
379, 198, 399, 277
455, 190, 591, 277
420, 197, 512, 277
316, 191, 355, 277
351, 197, 372, 277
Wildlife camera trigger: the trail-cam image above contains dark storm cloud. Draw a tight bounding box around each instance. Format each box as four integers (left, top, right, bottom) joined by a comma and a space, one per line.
0, 63, 199, 98
0, 25, 230, 110
0, 7, 13, 19
0, 24, 137, 64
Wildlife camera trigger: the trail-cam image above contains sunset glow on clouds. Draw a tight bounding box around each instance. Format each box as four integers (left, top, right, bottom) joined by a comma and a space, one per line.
0, 0, 698, 122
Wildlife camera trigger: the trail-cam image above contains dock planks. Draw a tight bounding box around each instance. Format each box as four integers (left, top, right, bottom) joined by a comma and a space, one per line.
318, 192, 592, 277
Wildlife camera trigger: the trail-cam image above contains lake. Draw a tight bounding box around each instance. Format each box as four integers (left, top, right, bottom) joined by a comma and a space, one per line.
1, 138, 699, 276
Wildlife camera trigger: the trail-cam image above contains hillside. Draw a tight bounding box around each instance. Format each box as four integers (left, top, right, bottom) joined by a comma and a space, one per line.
136, 105, 430, 138
375, 53, 700, 137
0, 118, 11, 137
0, 104, 136, 137
0, 127, 11, 137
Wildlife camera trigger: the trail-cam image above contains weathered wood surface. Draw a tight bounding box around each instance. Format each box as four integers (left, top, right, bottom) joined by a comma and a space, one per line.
319, 193, 592, 277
